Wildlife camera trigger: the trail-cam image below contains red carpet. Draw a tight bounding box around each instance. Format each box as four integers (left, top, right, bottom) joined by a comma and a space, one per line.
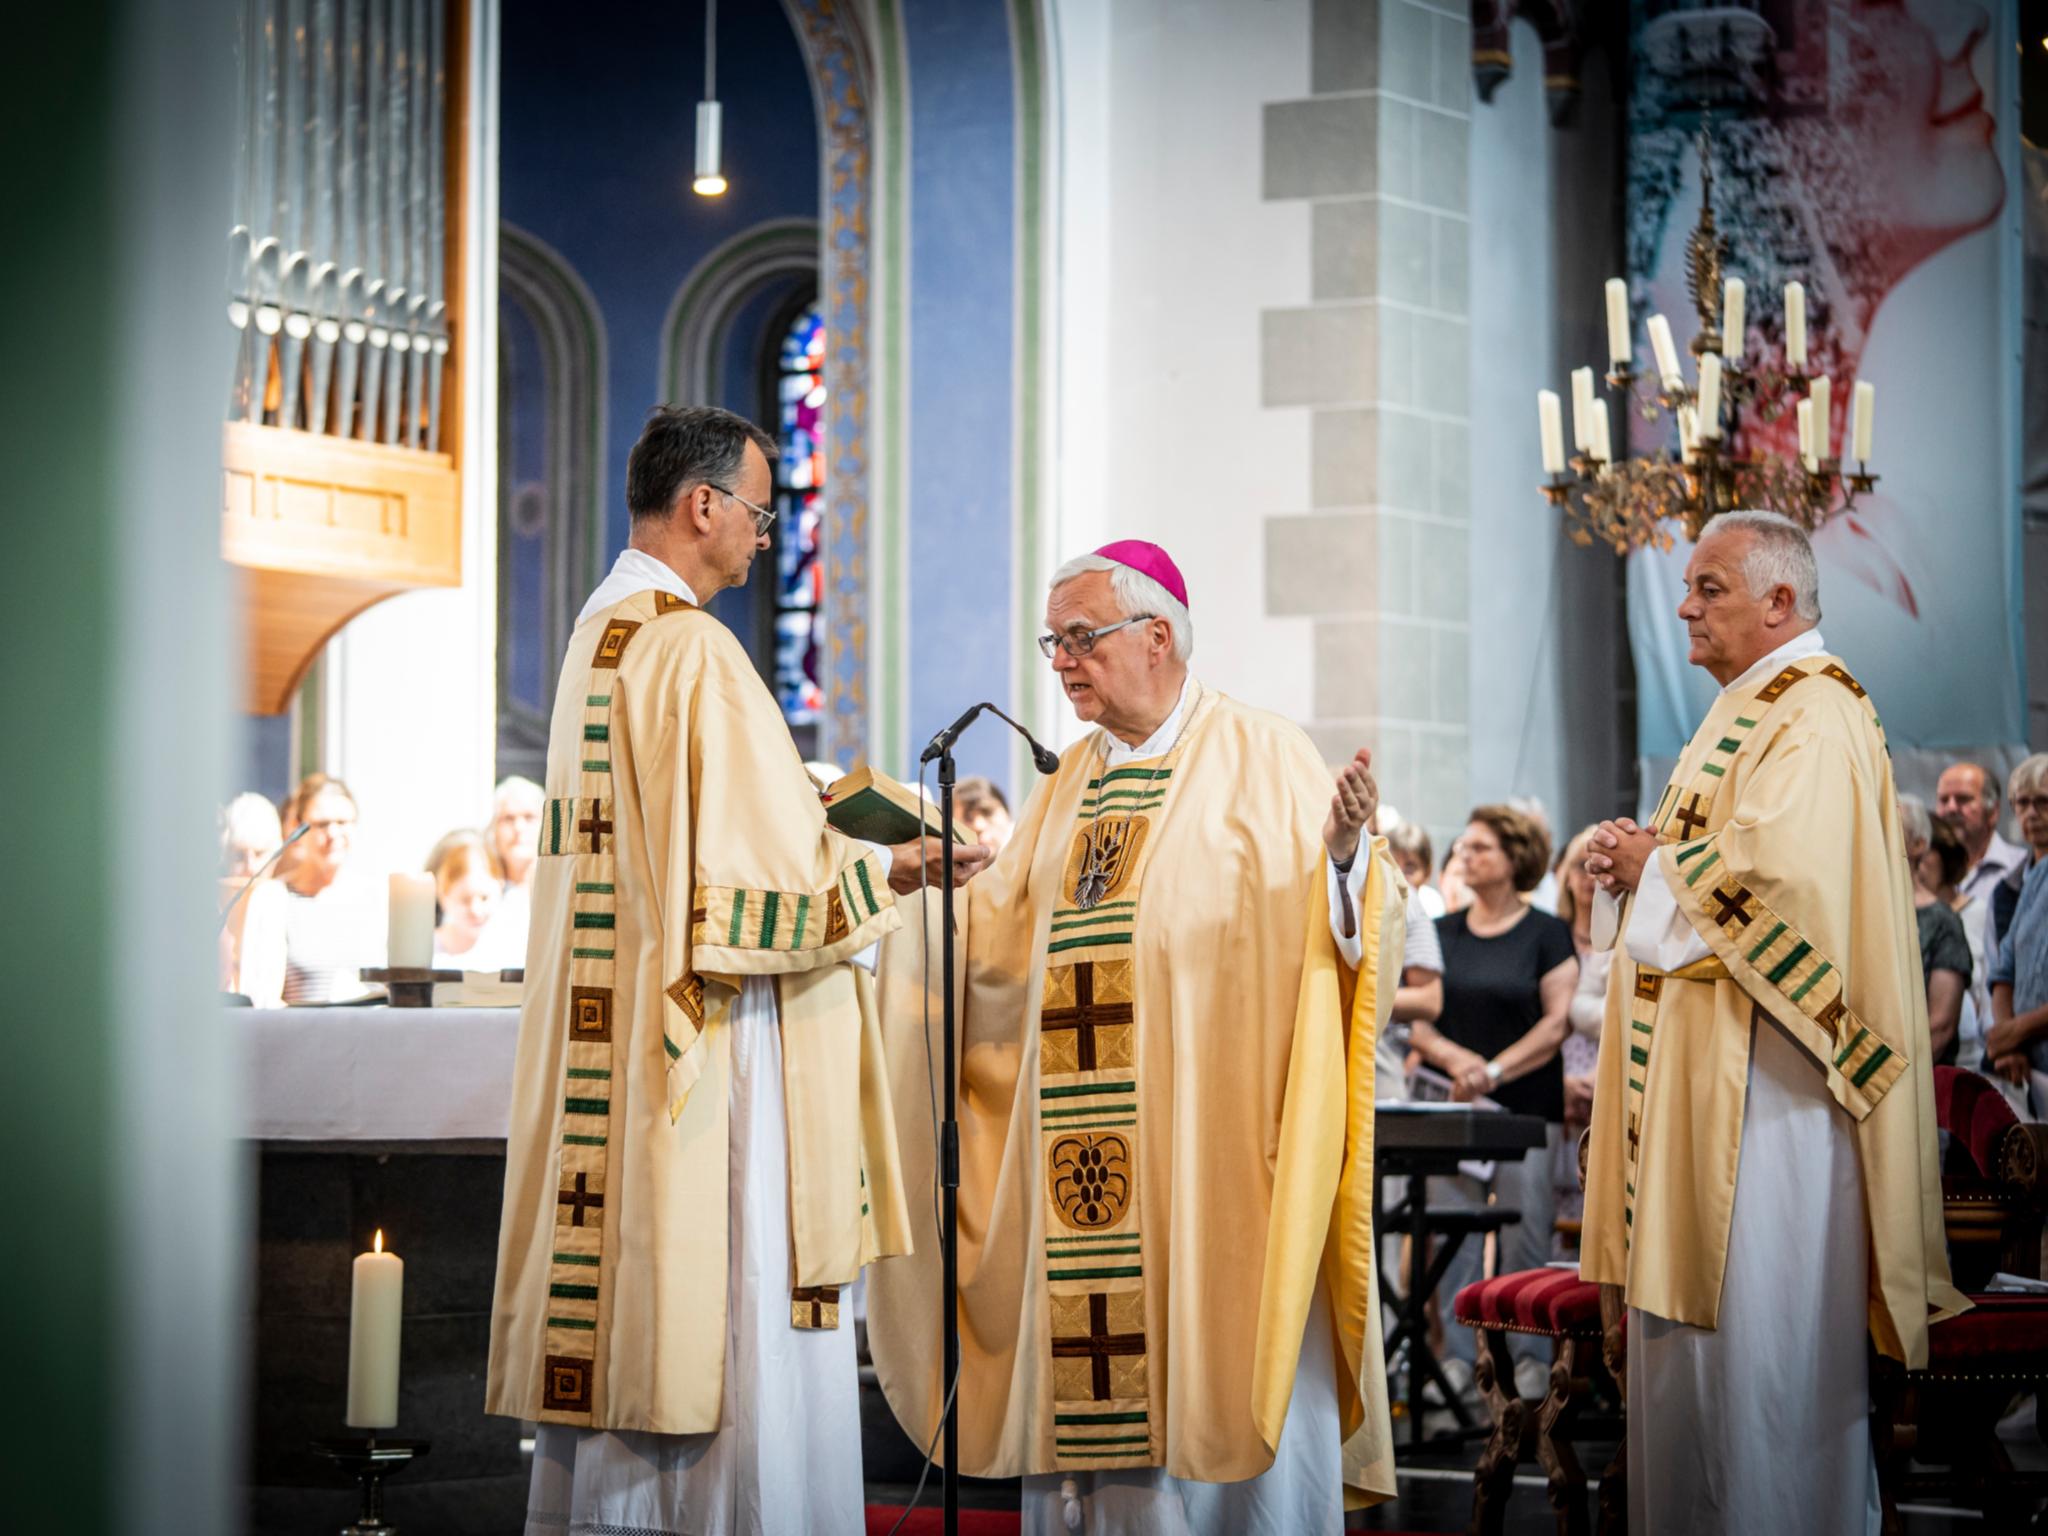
865, 1509, 1017, 1536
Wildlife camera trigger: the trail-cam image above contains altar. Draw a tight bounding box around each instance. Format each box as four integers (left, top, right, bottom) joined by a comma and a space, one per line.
243, 1007, 527, 1536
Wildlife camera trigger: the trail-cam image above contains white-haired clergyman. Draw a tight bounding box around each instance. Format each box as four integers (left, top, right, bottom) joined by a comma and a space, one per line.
868, 539, 1403, 1531
1582, 510, 1966, 1535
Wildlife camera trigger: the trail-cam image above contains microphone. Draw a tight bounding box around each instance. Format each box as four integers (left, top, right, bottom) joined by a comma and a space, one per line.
217, 821, 313, 937
920, 701, 1061, 775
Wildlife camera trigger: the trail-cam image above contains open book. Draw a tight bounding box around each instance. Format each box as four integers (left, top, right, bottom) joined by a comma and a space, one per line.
817, 762, 967, 845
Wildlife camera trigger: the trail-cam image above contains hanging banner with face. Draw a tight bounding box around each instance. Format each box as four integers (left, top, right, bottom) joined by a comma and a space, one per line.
1622, 0, 2024, 787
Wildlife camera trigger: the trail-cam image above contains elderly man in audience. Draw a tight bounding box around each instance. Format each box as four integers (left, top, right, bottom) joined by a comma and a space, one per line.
219, 792, 287, 1003
1939, 760, 2026, 914
1898, 795, 1973, 1066
1981, 755, 2048, 1105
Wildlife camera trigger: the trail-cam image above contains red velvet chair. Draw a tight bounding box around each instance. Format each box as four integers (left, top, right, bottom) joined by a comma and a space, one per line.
1452, 1138, 1626, 1536
1871, 1065, 2048, 1533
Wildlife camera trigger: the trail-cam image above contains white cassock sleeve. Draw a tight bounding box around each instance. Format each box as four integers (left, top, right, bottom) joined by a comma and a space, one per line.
1622, 857, 1712, 971
1330, 853, 1372, 969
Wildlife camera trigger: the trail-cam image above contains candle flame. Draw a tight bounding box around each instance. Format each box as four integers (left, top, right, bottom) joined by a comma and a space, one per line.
374, 1229, 385, 1254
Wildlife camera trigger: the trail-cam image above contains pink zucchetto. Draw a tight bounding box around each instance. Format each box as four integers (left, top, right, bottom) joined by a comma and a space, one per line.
1092, 540, 1189, 611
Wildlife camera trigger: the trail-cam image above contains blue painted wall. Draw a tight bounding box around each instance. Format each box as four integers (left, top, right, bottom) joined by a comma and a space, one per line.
901, 0, 1017, 788
500, 0, 821, 556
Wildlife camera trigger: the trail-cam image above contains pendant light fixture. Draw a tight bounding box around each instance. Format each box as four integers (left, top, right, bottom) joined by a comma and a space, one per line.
693, 0, 727, 197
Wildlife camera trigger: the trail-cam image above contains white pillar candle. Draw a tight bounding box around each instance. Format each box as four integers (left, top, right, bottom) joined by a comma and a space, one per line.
388, 872, 436, 970
1809, 375, 1831, 461
1570, 366, 1595, 452
1852, 380, 1876, 463
347, 1230, 404, 1429
1677, 405, 1698, 462
1591, 400, 1612, 465
1605, 278, 1630, 367
1796, 398, 1815, 470
1721, 277, 1746, 362
1784, 281, 1807, 371
1538, 390, 1566, 474
1647, 313, 1682, 389
1696, 354, 1723, 438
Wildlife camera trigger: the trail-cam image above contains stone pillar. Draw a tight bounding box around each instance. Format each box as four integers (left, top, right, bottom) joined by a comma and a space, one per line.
1259, 0, 1471, 845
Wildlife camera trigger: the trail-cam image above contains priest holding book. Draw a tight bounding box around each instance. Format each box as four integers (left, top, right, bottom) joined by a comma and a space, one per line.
869, 540, 1402, 1531
485, 405, 986, 1536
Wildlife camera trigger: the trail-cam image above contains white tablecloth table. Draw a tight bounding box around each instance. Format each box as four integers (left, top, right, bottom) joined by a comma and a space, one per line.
243, 1006, 520, 1141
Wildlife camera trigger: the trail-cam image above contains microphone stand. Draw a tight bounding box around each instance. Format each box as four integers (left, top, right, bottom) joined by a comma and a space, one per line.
918, 703, 1059, 1536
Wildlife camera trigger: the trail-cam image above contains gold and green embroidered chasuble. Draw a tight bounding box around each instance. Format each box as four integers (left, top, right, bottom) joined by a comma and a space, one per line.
485, 588, 912, 1434
868, 689, 1402, 1506
1580, 653, 1967, 1366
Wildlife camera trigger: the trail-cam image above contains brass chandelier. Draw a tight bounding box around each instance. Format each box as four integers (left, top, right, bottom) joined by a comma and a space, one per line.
1536, 127, 1877, 553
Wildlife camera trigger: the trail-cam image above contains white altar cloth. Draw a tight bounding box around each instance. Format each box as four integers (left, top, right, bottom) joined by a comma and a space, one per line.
243, 1006, 519, 1141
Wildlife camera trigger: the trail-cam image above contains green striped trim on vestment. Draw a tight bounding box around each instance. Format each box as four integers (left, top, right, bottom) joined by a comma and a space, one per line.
1674, 840, 1713, 864
1630, 1044, 1649, 1067
1048, 930, 1134, 955
759, 891, 781, 948
854, 857, 880, 915
1047, 1241, 1139, 1258
583, 723, 609, 742
1056, 1411, 1148, 1425
1088, 767, 1174, 788
1631, 1020, 1653, 1035
574, 882, 614, 894
571, 947, 614, 960
1051, 910, 1134, 933
1747, 921, 1788, 963
1834, 1027, 1870, 1070
1699, 762, 1725, 777
1039, 1115, 1135, 1129
1852, 1044, 1894, 1088
565, 1067, 611, 1080
1765, 941, 1812, 985
586, 694, 610, 707
564, 1097, 610, 1116
1042, 1080, 1136, 1101
791, 893, 810, 948
562, 1133, 606, 1146
1057, 1436, 1150, 1450
1046, 1232, 1140, 1249
550, 1283, 599, 1300
1682, 849, 1721, 886
581, 759, 610, 772
573, 912, 615, 930
1790, 961, 1833, 1003
552, 1251, 600, 1266
1047, 1263, 1143, 1281
547, 1316, 596, 1331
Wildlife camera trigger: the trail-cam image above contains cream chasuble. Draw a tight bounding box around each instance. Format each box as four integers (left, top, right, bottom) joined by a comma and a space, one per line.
486, 585, 912, 1436
1580, 650, 1966, 1367
868, 687, 1401, 1510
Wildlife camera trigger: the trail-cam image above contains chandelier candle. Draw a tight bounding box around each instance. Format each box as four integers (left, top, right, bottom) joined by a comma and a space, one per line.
1648, 313, 1683, 389
1784, 281, 1808, 371
1591, 399, 1612, 464
1606, 278, 1630, 367
1697, 355, 1724, 438
1797, 399, 1815, 471
1721, 278, 1745, 362
1852, 381, 1876, 463
1538, 391, 1566, 474
347, 1230, 404, 1429
1571, 367, 1596, 451
1809, 376, 1832, 461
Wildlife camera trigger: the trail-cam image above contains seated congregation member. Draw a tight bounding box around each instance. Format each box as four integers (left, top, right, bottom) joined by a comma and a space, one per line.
218, 792, 287, 1000
487, 775, 543, 960
259, 773, 386, 1005
868, 540, 1401, 1530
1584, 511, 1961, 1536
1554, 824, 1608, 1229
1899, 794, 1973, 1065
1386, 816, 1446, 918
954, 774, 1015, 854
1413, 803, 1576, 1396
427, 831, 510, 971
1984, 753, 2048, 1100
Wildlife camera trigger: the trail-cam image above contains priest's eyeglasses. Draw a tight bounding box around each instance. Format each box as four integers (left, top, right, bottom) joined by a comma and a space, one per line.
1037, 614, 1155, 660
711, 484, 778, 537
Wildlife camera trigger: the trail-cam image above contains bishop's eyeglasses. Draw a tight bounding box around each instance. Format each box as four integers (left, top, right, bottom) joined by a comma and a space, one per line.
1036, 614, 1155, 660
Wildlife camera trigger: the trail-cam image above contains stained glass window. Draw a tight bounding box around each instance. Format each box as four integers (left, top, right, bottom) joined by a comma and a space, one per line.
774, 303, 827, 734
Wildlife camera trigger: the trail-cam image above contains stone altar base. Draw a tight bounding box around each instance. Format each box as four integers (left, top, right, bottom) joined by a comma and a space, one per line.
247, 1143, 526, 1536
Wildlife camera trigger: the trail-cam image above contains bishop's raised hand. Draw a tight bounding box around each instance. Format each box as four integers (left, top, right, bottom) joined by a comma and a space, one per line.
1323, 748, 1377, 866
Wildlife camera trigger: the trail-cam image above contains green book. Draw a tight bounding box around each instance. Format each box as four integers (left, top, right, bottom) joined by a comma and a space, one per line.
820, 763, 966, 844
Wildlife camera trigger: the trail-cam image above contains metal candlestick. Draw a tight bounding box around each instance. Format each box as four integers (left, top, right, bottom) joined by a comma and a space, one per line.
310, 1435, 429, 1535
